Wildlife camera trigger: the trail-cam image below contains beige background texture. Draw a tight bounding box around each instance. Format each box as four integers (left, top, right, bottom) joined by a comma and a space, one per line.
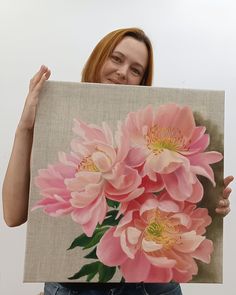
24, 81, 224, 283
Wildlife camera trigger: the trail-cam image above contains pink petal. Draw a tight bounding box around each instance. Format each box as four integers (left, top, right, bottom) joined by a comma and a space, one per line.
82, 199, 107, 237
136, 105, 154, 131
140, 198, 159, 215
71, 195, 107, 236
145, 255, 176, 268
32, 196, 73, 216
170, 213, 191, 228
92, 151, 113, 172
120, 251, 151, 282
97, 227, 127, 266
93, 141, 116, 165
115, 211, 134, 236
186, 178, 204, 203
58, 152, 80, 168
188, 134, 209, 154
126, 226, 142, 245
173, 231, 205, 253
189, 152, 223, 185
168, 249, 198, 277
147, 150, 185, 174
146, 265, 173, 282
192, 239, 213, 263
142, 175, 165, 193
189, 126, 206, 146
120, 230, 136, 258
73, 119, 108, 142
115, 121, 131, 162
125, 147, 149, 167
70, 182, 103, 207
142, 239, 163, 252
66, 171, 102, 190
172, 268, 193, 283
162, 173, 191, 202
155, 104, 195, 140
102, 121, 114, 145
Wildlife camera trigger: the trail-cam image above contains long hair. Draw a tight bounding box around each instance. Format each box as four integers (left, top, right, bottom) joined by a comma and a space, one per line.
81, 28, 153, 86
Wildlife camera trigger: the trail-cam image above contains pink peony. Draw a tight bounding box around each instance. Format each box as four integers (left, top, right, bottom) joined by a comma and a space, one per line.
32, 161, 107, 237
124, 104, 223, 202
65, 119, 144, 210
97, 194, 213, 282
33, 119, 143, 236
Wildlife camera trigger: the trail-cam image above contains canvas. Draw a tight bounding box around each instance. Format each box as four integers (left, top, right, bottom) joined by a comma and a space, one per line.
24, 81, 224, 283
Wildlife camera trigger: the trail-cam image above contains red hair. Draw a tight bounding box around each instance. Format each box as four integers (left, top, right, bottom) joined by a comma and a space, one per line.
81, 28, 153, 86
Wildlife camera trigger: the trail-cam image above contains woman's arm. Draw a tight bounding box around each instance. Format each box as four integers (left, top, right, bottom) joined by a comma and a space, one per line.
2, 65, 51, 227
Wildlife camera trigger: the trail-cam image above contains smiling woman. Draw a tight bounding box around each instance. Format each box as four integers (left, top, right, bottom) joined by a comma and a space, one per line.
2, 27, 233, 295
81, 28, 154, 86
99, 37, 148, 85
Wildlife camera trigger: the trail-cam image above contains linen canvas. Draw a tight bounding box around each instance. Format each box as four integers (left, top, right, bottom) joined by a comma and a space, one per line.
24, 81, 224, 283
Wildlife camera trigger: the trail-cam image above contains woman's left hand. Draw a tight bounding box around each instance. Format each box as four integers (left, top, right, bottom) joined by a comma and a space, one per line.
215, 175, 234, 216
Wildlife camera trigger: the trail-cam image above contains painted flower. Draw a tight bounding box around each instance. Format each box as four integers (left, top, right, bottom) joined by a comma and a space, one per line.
124, 104, 223, 202
65, 119, 144, 210
97, 194, 213, 282
32, 160, 107, 237
33, 119, 143, 236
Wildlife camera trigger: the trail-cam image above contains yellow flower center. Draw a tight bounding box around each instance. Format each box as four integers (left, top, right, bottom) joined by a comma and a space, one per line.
78, 156, 99, 172
144, 210, 179, 250
146, 125, 188, 154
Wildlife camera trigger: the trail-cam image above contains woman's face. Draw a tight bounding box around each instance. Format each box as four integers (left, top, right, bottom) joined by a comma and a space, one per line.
99, 36, 148, 85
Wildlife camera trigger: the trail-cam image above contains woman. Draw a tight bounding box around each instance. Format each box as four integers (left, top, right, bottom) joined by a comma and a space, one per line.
2, 28, 233, 295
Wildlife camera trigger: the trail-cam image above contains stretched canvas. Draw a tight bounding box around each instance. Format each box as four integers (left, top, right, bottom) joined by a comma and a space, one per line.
24, 81, 224, 283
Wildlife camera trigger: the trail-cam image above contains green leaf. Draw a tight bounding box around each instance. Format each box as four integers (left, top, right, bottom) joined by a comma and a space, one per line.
83, 227, 109, 249
86, 271, 97, 282
67, 233, 91, 250
68, 226, 109, 251
68, 261, 100, 280
106, 209, 119, 217
98, 264, 116, 282
101, 215, 122, 227
84, 247, 98, 259
107, 199, 120, 208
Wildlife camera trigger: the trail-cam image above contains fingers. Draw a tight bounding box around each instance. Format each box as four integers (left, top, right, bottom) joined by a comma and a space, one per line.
223, 187, 232, 199
215, 183, 232, 216
219, 198, 230, 207
34, 69, 51, 94
224, 175, 234, 188
29, 65, 51, 92
216, 197, 230, 215
215, 207, 231, 215
20, 65, 51, 130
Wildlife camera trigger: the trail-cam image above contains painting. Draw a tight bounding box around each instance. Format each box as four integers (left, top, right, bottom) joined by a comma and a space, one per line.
24, 81, 224, 283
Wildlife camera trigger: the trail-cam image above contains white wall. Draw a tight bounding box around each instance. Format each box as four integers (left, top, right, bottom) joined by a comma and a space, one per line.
1, 1, 235, 294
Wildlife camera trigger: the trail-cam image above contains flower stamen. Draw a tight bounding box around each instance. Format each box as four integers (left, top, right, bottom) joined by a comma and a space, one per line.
146, 125, 188, 154
144, 210, 180, 250
78, 156, 99, 172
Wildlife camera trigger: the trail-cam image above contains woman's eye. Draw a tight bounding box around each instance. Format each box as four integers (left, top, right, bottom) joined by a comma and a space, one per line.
131, 68, 141, 76
111, 55, 122, 63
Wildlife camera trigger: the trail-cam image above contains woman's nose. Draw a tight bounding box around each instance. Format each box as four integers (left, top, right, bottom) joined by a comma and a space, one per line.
116, 64, 128, 79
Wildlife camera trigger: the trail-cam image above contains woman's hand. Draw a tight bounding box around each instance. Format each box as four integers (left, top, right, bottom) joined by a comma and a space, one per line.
215, 175, 234, 216
2, 65, 51, 226
18, 65, 51, 131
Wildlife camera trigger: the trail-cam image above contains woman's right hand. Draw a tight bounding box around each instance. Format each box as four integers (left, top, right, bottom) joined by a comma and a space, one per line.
18, 65, 51, 131
2, 65, 51, 226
